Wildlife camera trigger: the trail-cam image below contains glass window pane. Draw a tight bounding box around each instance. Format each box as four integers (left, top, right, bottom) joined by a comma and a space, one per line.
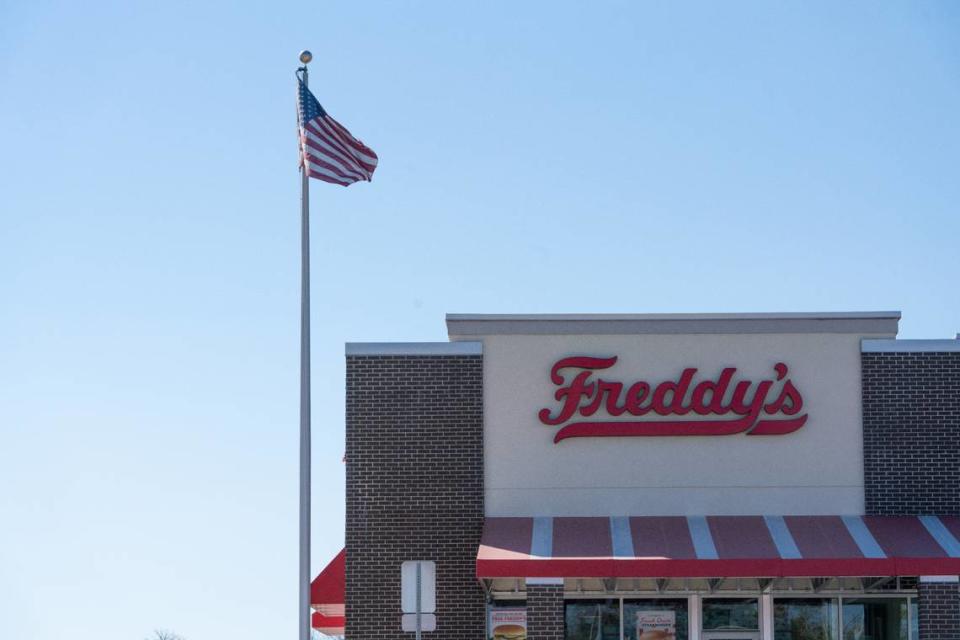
565, 599, 620, 640
702, 598, 759, 631
774, 598, 838, 640
842, 598, 908, 640
624, 599, 688, 640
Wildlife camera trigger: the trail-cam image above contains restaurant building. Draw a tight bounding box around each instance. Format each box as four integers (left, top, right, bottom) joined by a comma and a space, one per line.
311, 312, 960, 640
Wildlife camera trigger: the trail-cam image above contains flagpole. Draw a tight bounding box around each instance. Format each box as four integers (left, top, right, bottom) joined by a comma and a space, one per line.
298, 50, 313, 640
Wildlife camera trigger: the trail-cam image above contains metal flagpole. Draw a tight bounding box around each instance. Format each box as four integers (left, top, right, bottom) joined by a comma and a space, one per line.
298, 50, 313, 640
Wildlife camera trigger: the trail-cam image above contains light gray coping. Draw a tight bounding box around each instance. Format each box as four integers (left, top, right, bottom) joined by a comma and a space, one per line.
862, 338, 960, 353
446, 311, 901, 336
345, 341, 482, 356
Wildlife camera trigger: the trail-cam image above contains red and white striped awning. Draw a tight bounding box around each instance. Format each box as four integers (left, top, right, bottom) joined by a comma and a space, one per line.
311, 549, 345, 636
477, 516, 960, 578
312, 612, 345, 636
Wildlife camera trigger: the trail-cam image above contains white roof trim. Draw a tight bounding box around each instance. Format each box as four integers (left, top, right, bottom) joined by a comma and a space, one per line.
447, 312, 901, 336
345, 342, 482, 356
862, 338, 960, 353
448, 312, 901, 321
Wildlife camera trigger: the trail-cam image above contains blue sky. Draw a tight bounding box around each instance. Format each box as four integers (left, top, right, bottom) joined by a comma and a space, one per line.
1, 2, 958, 638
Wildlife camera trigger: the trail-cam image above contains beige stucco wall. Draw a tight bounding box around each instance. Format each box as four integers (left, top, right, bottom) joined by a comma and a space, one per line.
469, 330, 887, 517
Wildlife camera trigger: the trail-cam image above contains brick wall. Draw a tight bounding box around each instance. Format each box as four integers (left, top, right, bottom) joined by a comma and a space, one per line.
526, 584, 564, 640
861, 351, 960, 515
918, 581, 960, 640
345, 353, 485, 640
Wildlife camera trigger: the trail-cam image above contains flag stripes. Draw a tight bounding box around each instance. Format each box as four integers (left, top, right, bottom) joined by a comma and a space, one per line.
297, 78, 378, 186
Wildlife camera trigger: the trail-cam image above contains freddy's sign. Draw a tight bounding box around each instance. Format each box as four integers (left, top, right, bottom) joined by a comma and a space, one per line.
538, 356, 807, 443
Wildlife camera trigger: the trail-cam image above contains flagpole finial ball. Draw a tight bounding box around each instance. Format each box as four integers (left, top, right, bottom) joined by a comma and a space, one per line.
299, 50, 313, 64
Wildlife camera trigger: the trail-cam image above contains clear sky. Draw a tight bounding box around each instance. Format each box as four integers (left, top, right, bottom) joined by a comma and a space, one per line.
1, 2, 958, 639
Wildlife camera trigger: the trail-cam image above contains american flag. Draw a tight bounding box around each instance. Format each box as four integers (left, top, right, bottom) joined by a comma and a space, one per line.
297, 79, 378, 186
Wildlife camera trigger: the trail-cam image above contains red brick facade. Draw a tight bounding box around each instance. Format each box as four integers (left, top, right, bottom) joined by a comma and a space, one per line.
526, 584, 564, 640
862, 351, 960, 516
862, 349, 960, 638
918, 581, 960, 640
345, 352, 485, 640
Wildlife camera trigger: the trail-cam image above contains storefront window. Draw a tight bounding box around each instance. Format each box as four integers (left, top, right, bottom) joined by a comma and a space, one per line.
774, 598, 838, 640
566, 599, 620, 640
703, 598, 759, 631
623, 599, 688, 640
558, 595, 917, 640
842, 598, 908, 640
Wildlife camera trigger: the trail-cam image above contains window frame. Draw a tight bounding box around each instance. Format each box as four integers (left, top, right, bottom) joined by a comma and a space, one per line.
548, 592, 919, 640
769, 594, 918, 640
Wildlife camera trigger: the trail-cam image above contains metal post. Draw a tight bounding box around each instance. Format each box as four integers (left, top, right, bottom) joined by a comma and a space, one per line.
906, 595, 912, 640
838, 596, 845, 640
760, 592, 773, 640
298, 61, 312, 640
688, 594, 701, 640
416, 562, 423, 640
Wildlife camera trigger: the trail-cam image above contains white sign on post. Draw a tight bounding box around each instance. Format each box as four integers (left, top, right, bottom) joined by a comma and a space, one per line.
401, 560, 437, 635
402, 614, 437, 632
401, 561, 436, 613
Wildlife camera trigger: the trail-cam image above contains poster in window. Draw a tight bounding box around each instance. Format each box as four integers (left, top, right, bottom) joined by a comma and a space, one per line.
636, 611, 676, 640
490, 608, 526, 640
